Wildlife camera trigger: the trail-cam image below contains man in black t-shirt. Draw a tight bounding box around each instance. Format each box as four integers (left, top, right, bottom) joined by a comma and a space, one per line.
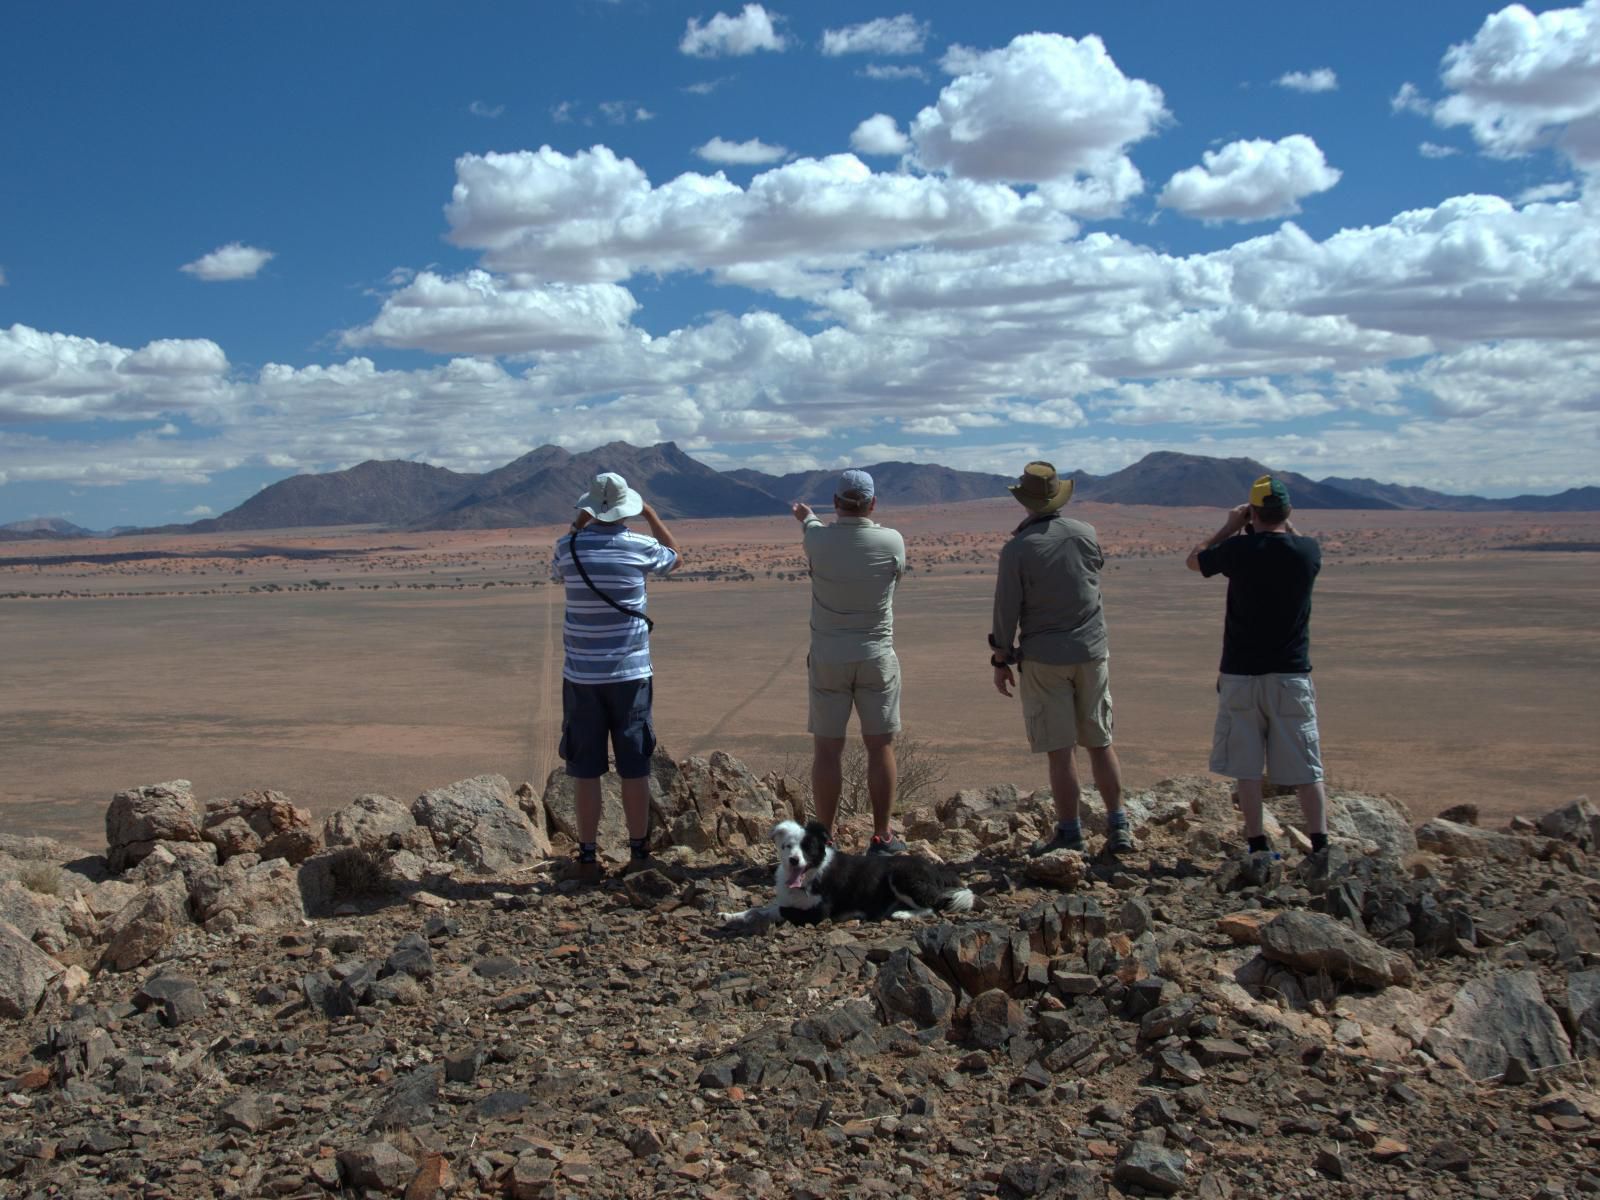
1187, 475, 1329, 859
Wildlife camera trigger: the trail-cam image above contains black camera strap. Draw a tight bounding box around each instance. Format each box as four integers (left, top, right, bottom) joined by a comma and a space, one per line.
567, 532, 654, 632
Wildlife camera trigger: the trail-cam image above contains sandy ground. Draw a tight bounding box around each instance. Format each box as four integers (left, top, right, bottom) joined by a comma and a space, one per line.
3, 500, 1596, 845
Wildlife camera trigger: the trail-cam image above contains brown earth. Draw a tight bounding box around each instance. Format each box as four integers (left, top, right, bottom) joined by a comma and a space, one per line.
2, 501, 1597, 844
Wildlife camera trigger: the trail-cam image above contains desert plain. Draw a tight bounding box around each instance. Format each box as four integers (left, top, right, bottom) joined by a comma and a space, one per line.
2, 498, 1596, 845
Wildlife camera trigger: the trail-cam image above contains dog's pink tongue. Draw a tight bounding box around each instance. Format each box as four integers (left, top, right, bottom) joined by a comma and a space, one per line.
785, 866, 807, 889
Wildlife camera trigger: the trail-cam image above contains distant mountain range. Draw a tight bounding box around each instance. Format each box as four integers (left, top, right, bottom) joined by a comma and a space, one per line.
6, 445, 1597, 538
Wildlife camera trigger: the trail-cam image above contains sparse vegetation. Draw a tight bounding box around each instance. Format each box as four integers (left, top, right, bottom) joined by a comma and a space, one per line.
780, 733, 950, 818
326, 847, 391, 899
18, 861, 63, 896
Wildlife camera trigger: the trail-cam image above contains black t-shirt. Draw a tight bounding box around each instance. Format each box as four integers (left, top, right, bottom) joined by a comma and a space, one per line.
1196, 532, 1321, 675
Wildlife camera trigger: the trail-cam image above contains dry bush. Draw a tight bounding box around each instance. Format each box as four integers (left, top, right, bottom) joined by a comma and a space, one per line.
326, 847, 390, 899
18, 862, 62, 896
778, 733, 950, 820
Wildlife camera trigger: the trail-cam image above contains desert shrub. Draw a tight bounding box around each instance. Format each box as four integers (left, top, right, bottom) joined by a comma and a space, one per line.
779, 733, 950, 819
18, 862, 62, 896
326, 847, 390, 899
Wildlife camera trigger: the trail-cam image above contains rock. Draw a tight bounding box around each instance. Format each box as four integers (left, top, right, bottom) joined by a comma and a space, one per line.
1565, 968, 1600, 1056
622, 869, 677, 908
938, 923, 1029, 997
543, 747, 681, 862
1259, 909, 1405, 987
967, 988, 1025, 1048
370, 1065, 442, 1131
323, 794, 434, 855
1119, 897, 1153, 939
202, 790, 320, 864
1537, 796, 1597, 848
1415, 818, 1531, 862
0, 921, 62, 1018
936, 785, 1021, 829
1024, 849, 1084, 890
99, 876, 191, 971
1327, 791, 1416, 859
1216, 911, 1267, 946
338, 1142, 417, 1194
135, 973, 207, 1026
106, 781, 203, 873
1436, 803, 1479, 826
1113, 1142, 1187, 1195
384, 932, 435, 980
125, 839, 216, 886
412, 775, 544, 873
874, 949, 955, 1027
1426, 970, 1573, 1080
0, 880, 70, 954
668, 751, 777, 850
189, 856, 307, 933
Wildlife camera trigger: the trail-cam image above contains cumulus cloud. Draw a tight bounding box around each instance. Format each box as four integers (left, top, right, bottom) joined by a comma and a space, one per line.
1277, 68, 1338, 93
0, 325, 230, 423
1517, 179, 1578, 202
468, 100, 504, 118
680, 4, 787, 58
850, 114, 910, 156
910, 34, 1166, 216
179, 242, 275, 282
1159, 135, 1342, 222
822, 15, 928, 57
1392, 82, 1433, 115
863, 64, 927, 82
1420, 141, 1461, 158
694, 136, 789, 165
1093, 378, 1337, 426
1434, 0, 1600, 167
343, 270, 640, 355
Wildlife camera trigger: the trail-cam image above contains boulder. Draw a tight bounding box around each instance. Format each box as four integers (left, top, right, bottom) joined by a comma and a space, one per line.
1565, 969, 1600, 1057
106, 781, 204, 873
1259, 909, 1406, 988
189, 857, 307, 933
0, 880, 71, 954
873, 948, 954, 1027
1326, 791, 1416, 859
127, 840, 217, 886
202, 790, 320, 864
542, 767, 661, 864
324, 793, 434, 855
1426, 970, 1573, 1080
99, 876, 192, 972
668, 752, 776, 849
1024, 850, 1084, 890
0, 920, 63, 1018
938, 923, 1030, 998
936, 785, 1021, 829
1536, 796, 1597, 848
967, 988, 1026, 1048
412, 775, 544, 873
1415, 818, 1531, 862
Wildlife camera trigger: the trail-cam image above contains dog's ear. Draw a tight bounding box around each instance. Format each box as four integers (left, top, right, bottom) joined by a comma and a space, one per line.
803, 820, 829, 839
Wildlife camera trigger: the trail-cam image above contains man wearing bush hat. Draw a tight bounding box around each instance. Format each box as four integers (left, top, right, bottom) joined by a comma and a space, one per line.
990, 461, 1133, 857
1187, 473, 1329, 861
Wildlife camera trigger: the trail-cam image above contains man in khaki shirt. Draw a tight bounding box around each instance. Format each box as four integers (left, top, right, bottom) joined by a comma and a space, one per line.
793, 469, 908, 854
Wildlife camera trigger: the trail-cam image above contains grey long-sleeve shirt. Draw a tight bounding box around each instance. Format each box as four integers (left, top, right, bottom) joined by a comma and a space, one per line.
801, 514, 905, 663
991, 512, 1109, 665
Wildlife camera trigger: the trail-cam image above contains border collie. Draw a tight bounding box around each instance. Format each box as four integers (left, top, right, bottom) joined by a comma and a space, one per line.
721, 820, 975, 928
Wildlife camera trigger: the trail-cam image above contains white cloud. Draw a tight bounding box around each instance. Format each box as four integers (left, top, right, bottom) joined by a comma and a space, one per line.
694, 136, 789, 165
0, 325, 230, 423
910, 34, 1166, 216
1434, 0, 1600, 167
1093, 378, 1337, 426
850, 114, 910, 156
680, 4, 787, 58
1517, 179, 1578, 203
600, 101, 654, 124
184, 504, 214, 518
863, 64, 927, 82
1276, 68, 1338, 93
343, 269, 640, 355
1159, 135, 1342, 222
1392, 82, 1433, 115
0, 266, 6, 286
179, 242, 274, 282
684, 77, 731, 96
1420, 141, 1461, 158
821, 15, 928, 57
468, 100, 504, 119
902, 416, 960, 435
551, 101, 575, 124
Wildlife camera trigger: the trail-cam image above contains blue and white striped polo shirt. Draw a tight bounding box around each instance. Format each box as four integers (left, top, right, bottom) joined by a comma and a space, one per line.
550, 525, 678, 684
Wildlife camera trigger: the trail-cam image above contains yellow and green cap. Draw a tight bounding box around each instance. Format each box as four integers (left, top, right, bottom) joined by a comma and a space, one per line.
1249, 474, 1291, 510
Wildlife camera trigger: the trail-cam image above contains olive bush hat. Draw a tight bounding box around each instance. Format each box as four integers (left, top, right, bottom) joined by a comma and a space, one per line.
1008, 461, 1074, 514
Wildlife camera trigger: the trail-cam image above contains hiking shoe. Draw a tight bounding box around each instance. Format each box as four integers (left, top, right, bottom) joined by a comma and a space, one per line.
558, 854, 603, 885
1103, 826, 1136, 856
867, 832, 907, 856
1030, 827, 1085, 856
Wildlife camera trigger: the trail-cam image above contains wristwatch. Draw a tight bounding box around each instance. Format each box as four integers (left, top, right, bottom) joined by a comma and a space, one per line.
990, 655, 1010, 669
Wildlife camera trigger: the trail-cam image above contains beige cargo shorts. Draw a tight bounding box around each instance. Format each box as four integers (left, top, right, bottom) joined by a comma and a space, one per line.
1209, 672, 1324, 784
1019, 658, 1113, 753
808, 651, 902, 738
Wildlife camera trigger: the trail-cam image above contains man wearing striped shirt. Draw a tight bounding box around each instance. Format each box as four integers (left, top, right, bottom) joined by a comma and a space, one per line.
550, 471, 679, 880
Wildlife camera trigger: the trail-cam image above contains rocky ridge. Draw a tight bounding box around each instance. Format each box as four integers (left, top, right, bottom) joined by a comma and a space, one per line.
2, 761, 1598, 1199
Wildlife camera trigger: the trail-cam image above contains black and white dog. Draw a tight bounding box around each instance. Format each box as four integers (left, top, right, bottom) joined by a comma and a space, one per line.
721, 819, 974, 928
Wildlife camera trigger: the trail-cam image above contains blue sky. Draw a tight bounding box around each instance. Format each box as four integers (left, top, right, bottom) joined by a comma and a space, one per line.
2, 1, 1597, 527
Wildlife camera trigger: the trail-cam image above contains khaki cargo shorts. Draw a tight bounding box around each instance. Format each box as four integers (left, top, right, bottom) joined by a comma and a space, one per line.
1019, 658, 1113, 753
1209, 672, 1324, 785
808, 652, 902, 739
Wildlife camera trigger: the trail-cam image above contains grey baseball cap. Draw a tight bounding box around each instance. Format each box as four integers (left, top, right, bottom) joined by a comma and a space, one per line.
836, 468, 875, 500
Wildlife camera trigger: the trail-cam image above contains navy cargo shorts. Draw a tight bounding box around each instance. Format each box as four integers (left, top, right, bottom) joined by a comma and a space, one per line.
559, 677, 656, 779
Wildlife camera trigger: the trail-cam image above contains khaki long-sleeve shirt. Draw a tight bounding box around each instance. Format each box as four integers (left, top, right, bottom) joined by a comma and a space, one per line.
991, 512, 1108, 666
801, 514, 905, 663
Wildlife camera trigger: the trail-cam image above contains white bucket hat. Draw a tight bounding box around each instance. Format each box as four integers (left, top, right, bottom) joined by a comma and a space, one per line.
576, 471, 644, 523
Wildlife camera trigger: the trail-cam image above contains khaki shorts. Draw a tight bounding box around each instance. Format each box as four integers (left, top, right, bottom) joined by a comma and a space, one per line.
1209, 672, 1324, 785
1019, 658, 1113, 753
808, 652, 902, 739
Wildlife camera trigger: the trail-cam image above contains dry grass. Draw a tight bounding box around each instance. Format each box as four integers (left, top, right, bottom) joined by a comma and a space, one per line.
17, 862, 62, 896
